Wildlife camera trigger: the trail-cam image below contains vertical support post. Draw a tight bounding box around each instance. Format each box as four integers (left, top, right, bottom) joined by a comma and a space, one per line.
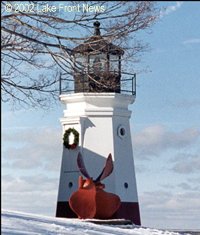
132, 74, 136, 96
59, 73, 62, 95
119, 55, 121, 94
132, 76, 133, 95
134, 73, 136, 96
82, 75, 85, 92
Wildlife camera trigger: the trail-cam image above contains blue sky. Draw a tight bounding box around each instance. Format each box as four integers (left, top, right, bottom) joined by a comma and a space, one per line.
2, 1, 200, 230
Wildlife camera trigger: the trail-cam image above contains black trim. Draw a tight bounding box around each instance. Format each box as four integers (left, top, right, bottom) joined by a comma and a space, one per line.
56, 201, 141, 225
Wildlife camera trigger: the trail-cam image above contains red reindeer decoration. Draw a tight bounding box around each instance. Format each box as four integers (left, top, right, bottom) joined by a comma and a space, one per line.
69, 153, 121, 219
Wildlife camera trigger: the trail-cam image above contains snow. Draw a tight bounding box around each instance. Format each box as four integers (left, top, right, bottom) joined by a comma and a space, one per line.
1, 210, 189, 235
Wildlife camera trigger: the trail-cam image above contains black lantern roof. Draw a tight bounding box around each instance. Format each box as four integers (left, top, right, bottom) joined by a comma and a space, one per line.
72, 21, 124, 55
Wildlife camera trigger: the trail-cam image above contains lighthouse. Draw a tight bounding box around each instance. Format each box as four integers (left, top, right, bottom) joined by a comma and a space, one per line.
56, 21, 141, 225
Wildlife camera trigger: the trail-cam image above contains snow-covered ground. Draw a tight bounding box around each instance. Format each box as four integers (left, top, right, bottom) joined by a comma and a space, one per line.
2, 210, 193, 235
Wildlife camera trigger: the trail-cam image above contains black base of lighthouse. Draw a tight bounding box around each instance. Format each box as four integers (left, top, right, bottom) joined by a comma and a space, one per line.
56, 201, 141, 225
56, 201, 77, 218
112, 202, 141, 225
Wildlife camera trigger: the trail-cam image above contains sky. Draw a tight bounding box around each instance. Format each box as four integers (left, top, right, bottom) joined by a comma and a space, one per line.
2, 1, 200, 230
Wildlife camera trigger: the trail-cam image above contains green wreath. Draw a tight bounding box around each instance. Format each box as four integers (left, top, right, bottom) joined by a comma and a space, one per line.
63, 128, 79, 149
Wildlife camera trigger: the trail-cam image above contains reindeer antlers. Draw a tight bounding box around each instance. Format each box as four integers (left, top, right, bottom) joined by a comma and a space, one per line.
77, 153, 113, 182
77, 152, 91, 179
95, 154, 113, 182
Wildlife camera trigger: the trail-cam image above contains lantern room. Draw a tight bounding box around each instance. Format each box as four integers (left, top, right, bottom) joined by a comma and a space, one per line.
72, 21, 124, 93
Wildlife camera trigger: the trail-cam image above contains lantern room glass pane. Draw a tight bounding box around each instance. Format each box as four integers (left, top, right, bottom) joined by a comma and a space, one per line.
110, 54, 119, 74
74, 53, 87, 73
89, 53, 107, 73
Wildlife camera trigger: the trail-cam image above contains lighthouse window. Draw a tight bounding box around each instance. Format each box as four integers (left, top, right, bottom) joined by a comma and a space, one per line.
89, 53, 106, 73
120, 128, 125, 136
124, 182, 128, 189
117, 125, 126, 138
74, 53, 86, 73
68, 182, 73, 188
110, 54, 119, 74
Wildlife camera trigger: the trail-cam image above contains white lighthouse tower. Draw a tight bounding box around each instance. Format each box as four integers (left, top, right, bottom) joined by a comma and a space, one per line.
56, 21, 140, 225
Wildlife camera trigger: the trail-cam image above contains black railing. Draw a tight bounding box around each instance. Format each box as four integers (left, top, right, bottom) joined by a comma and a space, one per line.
59, 76, 74, 94
120, 73, 136, 95
59, 73, 136, 96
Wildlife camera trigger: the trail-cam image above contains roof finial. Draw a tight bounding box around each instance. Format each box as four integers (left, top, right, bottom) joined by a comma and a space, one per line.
94, 21, 101, 36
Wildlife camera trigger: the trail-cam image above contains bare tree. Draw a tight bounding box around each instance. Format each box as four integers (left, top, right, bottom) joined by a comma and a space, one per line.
1, 1, 159, 108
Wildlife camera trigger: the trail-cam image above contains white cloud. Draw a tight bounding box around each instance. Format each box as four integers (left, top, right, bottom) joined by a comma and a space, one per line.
140, 190, 200, 229
2, 174, 59, 216
171, 153, 200, 174
182, 38, 200, 45
188, 176, 200, 184
178, 182, 200, 191
2, 126, 66, 216
160, 2, 183, 18
133, 125, 200, 158
2, 127, 62, 172
2, 174, 58, 193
